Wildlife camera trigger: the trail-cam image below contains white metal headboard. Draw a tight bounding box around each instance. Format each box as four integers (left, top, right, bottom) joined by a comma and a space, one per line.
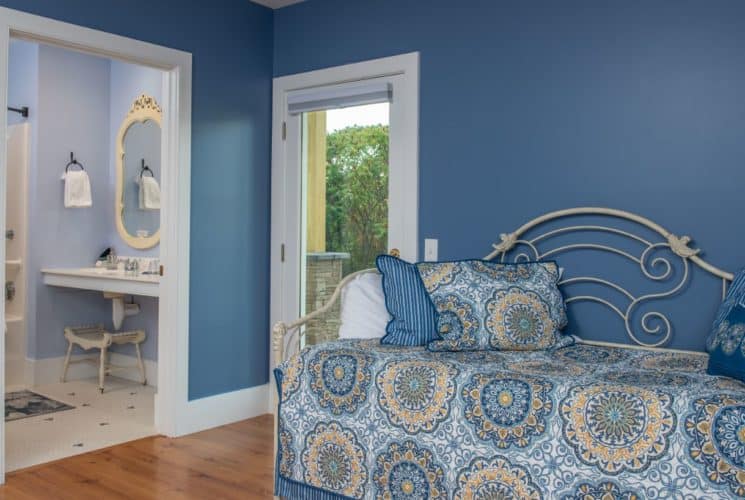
484, 207, 734, 348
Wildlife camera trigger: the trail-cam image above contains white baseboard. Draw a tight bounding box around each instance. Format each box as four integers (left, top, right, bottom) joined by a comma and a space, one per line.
26, 354, 268, 438
27, 353, 158, 388
176, 383, 269, 436
26, 356, 268, 438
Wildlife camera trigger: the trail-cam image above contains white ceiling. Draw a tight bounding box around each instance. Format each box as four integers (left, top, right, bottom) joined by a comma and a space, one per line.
251, 0, 305, 8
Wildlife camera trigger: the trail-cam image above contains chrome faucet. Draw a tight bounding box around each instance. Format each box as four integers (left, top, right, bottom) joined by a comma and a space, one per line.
125, 258, 140, 274
105, 250, 118, 270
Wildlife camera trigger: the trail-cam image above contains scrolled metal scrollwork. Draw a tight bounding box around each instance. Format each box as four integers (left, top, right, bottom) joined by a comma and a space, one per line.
639, 243, 676, 281
492, 232, 517, 254
621, 243, 690, 346
667, 234, 700, 258
488, 207, 732, 347
507, 240, 539, 263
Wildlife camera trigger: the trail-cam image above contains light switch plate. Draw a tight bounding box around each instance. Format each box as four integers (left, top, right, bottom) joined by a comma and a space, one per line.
424, 238, 438, 262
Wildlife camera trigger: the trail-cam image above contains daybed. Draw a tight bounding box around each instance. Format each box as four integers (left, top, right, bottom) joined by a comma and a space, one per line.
271, 207, 742, 499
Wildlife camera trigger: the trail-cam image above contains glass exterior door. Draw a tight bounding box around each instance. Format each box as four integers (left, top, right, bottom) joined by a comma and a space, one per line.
299, 103, 390, 345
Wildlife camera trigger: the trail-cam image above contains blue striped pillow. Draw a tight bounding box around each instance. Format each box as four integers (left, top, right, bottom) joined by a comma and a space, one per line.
376, 255, 439, 346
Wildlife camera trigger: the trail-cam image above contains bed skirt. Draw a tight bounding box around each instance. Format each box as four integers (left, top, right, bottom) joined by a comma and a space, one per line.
275, 471, 351, 500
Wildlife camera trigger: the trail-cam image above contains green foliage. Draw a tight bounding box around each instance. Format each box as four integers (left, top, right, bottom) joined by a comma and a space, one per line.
325, 124, 389, 273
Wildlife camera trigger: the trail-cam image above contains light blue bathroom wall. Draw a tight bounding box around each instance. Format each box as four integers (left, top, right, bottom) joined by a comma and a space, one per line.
275, 0, 745, 352
28, 44, 112, 360
9, 46, 163, 362
6, 40, 37, 128
108, 60, 162, 258
106, 60, 163, 362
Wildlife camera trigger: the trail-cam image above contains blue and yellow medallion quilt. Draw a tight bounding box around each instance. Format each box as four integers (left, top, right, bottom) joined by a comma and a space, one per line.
275, 339, 745, 499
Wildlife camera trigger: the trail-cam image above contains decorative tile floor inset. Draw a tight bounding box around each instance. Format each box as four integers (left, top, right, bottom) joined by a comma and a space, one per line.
5, 390, 74, 422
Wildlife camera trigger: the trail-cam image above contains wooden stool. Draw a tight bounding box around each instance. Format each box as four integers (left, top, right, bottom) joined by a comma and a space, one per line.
61, 324, 147, 393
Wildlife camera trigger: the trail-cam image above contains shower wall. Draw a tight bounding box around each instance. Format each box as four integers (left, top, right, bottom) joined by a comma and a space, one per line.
5, 123, 29, 389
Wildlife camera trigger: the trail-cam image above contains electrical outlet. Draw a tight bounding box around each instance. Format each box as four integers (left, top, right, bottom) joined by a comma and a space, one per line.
424, 239, 438, 262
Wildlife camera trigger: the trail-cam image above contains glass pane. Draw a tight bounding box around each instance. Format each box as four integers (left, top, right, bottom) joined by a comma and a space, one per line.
300, 103, 390, 345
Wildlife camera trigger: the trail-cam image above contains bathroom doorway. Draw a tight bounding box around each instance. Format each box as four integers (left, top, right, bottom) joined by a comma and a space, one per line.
4, 40, 167, 471
0, 7, 192, 480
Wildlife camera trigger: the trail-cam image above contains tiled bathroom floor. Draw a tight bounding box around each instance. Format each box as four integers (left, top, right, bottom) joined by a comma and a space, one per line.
6, 376, 156, 472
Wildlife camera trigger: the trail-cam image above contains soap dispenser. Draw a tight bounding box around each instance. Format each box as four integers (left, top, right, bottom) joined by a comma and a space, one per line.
97, 247, 118, 270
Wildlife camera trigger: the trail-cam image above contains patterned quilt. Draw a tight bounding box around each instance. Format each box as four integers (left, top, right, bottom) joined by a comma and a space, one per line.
274, 339, 745, 499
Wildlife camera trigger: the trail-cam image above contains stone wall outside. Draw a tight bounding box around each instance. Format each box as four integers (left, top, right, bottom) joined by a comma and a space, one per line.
304, 252, 349, 345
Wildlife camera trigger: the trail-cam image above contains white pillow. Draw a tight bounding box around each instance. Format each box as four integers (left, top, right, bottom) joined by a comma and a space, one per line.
338, 272, 390, 339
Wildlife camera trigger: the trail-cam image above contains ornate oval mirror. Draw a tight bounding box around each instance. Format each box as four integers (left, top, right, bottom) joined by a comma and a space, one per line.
116, 94, 161, 249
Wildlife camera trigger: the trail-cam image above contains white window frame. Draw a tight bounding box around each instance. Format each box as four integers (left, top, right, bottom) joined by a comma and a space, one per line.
0, 7, 192, 480
269, 52, 420, 408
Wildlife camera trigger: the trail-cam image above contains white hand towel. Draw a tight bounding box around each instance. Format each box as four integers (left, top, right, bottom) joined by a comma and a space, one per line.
139, 175, 161, 210
63, 170, 92, 208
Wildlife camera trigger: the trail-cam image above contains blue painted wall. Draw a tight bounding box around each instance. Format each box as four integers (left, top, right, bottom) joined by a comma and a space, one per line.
1, 0, 273, 398
30, 44, 113, 360
275, 0, 745, 351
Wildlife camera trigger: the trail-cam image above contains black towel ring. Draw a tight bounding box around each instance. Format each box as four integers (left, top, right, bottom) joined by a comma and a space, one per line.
140, 159, 154, 178
65, 152, 85, 173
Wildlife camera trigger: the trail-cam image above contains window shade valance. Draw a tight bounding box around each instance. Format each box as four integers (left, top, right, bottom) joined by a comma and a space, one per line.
287, 81, 392, 115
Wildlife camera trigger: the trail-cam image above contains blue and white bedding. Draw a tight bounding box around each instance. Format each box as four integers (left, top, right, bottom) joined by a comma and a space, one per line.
275, 339, 745, 499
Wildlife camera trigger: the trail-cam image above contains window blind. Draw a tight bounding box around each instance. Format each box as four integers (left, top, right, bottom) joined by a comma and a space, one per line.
287, 81, 392, 115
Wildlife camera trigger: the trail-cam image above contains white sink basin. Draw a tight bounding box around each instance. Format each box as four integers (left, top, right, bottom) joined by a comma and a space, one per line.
91, 267, 125, 275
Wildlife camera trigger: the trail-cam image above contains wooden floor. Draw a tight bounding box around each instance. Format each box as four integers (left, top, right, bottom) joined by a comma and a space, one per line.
0, 414, 275, 499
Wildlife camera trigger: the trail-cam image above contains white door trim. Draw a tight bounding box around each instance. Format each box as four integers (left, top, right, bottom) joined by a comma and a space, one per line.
0, 6, 192, 480
269, 52, 420, 410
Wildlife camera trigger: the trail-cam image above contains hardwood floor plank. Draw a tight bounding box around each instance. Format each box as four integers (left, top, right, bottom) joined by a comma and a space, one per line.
0, 414, 275, 499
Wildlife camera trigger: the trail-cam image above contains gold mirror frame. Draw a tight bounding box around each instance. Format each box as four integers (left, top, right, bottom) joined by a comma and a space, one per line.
115, 94, 162, 249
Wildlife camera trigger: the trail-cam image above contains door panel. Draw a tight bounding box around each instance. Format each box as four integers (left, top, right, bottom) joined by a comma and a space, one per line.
274, 66, 417, 360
